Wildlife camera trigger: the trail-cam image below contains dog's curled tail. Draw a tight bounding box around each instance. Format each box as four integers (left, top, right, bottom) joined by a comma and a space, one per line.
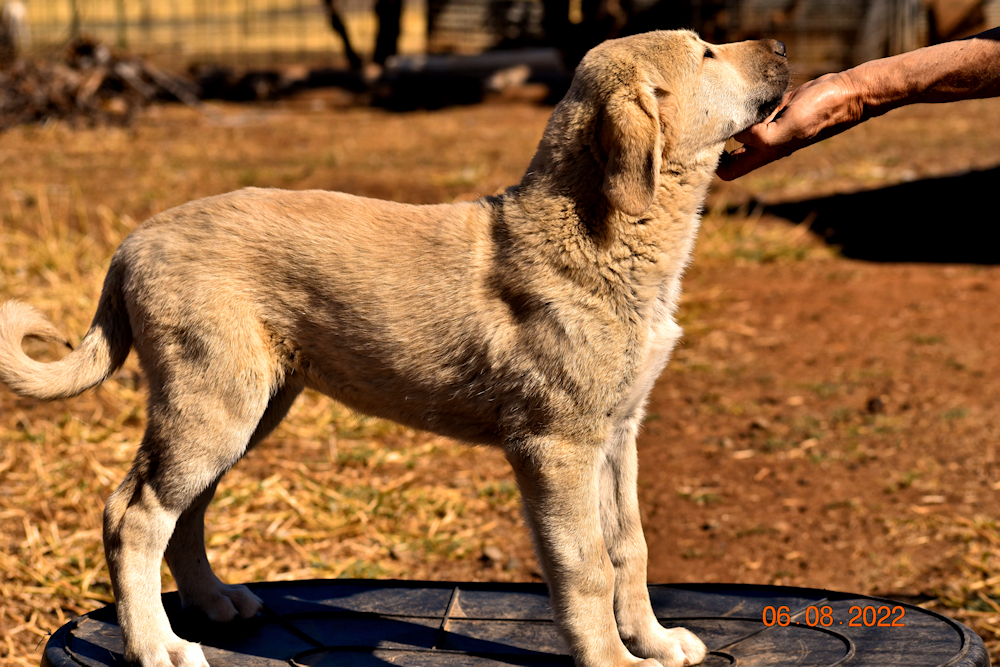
0, 265, 132, 400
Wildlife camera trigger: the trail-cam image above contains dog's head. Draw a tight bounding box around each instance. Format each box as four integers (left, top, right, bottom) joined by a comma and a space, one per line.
530, 30, 789, 216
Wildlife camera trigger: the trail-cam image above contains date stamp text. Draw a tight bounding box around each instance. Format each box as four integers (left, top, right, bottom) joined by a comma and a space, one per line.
762, 605, 906, 627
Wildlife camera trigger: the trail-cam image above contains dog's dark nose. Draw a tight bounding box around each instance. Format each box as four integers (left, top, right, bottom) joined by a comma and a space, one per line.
772, 40, 787, 57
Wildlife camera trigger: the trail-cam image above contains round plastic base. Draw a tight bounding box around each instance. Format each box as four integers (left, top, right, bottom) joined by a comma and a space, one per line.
41, 580, 989, 666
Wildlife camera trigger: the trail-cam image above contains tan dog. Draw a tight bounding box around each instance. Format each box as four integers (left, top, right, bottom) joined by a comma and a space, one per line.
0, 30, 788, 667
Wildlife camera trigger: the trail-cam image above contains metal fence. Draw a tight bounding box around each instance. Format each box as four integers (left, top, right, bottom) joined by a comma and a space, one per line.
12, 0, 428, 66
7, 0, 997, 73
734, 0, 926, 75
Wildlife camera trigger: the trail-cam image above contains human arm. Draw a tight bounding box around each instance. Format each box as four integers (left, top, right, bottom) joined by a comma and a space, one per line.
717, 27, 1000, 180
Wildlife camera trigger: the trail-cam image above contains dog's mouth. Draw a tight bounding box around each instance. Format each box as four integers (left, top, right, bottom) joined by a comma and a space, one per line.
722, 100, 780, 158
723, 81, 788, 151
750, 77, 790, 124
746, 65, 792, 128
756, 94, 784, 121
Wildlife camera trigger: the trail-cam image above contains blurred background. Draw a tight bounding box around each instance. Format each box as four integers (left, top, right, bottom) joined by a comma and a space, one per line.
3, 0, 999, 72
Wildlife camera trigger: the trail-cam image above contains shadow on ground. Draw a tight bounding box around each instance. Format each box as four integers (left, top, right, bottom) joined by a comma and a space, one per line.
762, 166, 999, 263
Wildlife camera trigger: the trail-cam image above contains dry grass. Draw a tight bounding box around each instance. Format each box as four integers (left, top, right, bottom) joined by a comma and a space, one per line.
0, 380, 530, 664
0, 326, 531, 664
2, 96, 1000, 665
696, 205, 832, 265
932, 515, 1000, 652
0, 102, 548, 665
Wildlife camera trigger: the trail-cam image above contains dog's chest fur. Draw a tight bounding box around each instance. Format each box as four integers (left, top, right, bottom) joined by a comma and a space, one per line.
494, 174, 705, 434
615, 275, 685, 425
611, 218, 697, 426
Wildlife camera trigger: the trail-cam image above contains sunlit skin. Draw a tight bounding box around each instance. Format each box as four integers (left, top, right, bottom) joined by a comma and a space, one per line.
717, 27, 1000, 180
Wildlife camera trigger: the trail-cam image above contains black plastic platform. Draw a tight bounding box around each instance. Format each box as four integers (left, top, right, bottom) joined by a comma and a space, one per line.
42, 580, 990, 666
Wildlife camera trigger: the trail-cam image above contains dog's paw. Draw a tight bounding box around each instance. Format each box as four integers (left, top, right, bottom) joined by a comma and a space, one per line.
181, 582, 264, 622
130, 637, 209, 667
628, 626, 707, 667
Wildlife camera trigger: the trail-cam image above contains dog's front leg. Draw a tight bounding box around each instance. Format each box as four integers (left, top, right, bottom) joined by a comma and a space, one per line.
599, 417, 706, 667
508, 438, 661, 667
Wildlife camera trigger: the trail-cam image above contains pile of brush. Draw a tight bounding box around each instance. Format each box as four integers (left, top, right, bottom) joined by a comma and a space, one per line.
0, 37, 200, 131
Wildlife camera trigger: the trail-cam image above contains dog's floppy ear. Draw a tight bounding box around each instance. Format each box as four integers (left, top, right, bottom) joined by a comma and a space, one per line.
599, 84, 666, 216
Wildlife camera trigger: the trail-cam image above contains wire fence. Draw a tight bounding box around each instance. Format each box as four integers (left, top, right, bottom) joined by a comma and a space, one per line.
14, 0, 429, 66
8, 0, 993, 74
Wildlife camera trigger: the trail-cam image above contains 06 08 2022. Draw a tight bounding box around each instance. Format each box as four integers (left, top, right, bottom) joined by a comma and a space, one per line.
762, 604, 907, 627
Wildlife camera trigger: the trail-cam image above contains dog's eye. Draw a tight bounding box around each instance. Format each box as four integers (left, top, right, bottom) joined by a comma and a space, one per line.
704, 47, 716, 59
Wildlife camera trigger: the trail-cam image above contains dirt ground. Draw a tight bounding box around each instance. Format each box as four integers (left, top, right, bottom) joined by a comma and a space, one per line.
2, 89, 1000, 665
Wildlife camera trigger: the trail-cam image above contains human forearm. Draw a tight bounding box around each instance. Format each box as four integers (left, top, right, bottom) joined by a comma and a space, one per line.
846, 27, 1000, 118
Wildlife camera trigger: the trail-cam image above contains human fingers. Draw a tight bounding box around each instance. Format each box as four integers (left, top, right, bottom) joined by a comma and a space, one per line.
716, 143, 789, 181
718, 102, 799, 180
732, 90, 794, 147
716, 97, 793, 179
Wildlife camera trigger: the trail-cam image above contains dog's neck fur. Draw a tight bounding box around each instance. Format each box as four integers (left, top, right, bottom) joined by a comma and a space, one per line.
464, 107, 720, 430
501, 101, 717, 322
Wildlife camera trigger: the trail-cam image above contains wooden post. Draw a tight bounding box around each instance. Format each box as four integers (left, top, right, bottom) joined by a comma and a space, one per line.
140, 0, 151, 49
116, 0, 128, 48
69, 0, 81, 38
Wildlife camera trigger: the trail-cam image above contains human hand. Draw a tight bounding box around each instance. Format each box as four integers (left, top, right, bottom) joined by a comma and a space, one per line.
718, 27, 1000, 180
717, 71, 866, 180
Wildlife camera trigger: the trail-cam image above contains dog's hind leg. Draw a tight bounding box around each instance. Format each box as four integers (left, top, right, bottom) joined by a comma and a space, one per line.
104, 464, 212, 667
599, 416, 706, 667
164, 380, 304, 623
103, 332, 288, 667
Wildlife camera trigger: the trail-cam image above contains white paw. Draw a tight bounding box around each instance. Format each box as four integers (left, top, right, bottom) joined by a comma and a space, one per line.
132, 637, 209, 667
629, 626, 707, 667
180, 583, 263, 622
166, 639, 211, 667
